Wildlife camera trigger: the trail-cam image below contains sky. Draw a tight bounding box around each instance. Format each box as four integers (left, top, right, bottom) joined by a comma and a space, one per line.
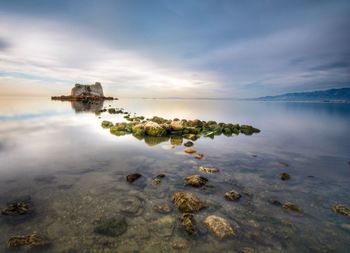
0, 0, 349, 98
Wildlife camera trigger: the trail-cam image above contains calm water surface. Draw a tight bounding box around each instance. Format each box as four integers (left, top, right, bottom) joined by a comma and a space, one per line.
0, 97, 350, 252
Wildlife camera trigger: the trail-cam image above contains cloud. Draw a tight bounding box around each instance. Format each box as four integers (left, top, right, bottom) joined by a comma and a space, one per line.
0, 13, 219, 98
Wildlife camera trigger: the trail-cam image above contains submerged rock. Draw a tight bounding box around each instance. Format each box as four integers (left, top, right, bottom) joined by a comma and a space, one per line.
181, 213, 196, 234
280, 173, 290, 181
153, 203, 173, 214
199, 166, 220, 174
8, 233, 49, 250
268, 199, 283, 206
184, 147, 196, 154
126, 173, 142, 183
194, 153, 204, 159
185, 175, 208, 187
224, 190, 241, 201
120, 196, 144, 216
203, 215, 235, 240
172, 192, 206, 213
1, 201, 33, 216
282, 202, 303, 213
184, 141, 194, 147
333, 204, 350, 217
94, 217, 127, 237
171, 236, 189, 250
151, 215, 175, 237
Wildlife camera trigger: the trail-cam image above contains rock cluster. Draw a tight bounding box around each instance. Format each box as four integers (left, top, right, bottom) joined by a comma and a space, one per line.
101, 115, 260, 141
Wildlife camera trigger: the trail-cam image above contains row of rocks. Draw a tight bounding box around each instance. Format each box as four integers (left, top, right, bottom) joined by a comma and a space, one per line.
101, 115, 261, 140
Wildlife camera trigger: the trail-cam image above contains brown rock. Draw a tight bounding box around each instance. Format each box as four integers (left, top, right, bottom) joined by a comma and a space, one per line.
181, 213, 196, 234
185, 175, 208, 187
224, 190, 241, 201
203, 215, 235, 240
282, 202, 303, 213
280, 173, 290, 181
333, 204, 350, 217
184, 147, 196, 154
126, 173, 142, 183
199, 166, 219, 174
172, 192, 206, 213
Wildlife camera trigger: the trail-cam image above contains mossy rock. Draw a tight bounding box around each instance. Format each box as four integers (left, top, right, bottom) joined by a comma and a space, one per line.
144, 122, 166, 137
172, 192, 206, 213
223, 128, 232, 136
101, 120, 113, 128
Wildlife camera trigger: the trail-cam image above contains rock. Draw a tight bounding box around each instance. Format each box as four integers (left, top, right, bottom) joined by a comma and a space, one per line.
194, 154, 204, 159
151, 215, 175, 237
199, 166, 220, 174
172, 192, 206, 213
181, 213, 196, 234
240, 125, 261, 135
120, 196, 144, 216
8, 233, 50, 250
152, 178, 161, 185
203, 215, 235, 239
171, 236, 189, 250
101, 120, 113, 128
144, 121, 166, 137
185, 175, 208, 187
282, 202, 303, 213
155, 174, 165, 178
94, 217, 127, 237
268, 199, 283, 206
184, 147, 196, 154
184, 141, 194, 147
280, 173, 290, 181
153, 203, 173, 214
205, 132, 215, 138
1, 201, 33, 216
71, 82, 104, 97
171, 120, 184, 131
224, 190, 241, 201
333, 204, 350, 217
126, 173, 142, 183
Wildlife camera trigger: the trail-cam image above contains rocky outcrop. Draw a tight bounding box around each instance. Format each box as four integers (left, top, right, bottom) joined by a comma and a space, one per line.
51, 82, 114, 101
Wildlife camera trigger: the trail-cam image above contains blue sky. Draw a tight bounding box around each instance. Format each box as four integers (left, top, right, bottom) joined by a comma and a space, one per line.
0, 0, 349, 98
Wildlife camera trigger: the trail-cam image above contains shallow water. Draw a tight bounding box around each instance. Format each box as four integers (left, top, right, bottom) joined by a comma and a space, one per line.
0, 97, 350, 253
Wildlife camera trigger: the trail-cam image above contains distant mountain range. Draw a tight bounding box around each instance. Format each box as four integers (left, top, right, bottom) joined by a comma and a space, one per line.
253, 87, 350, 102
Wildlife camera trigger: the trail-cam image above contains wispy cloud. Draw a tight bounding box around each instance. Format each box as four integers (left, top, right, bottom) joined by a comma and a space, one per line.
0, 13, 219, 98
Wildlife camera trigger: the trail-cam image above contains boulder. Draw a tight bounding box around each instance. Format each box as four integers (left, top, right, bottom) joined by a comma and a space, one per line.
199, 166, 220, 174
144, 121, 166, 137
181, 213, 196, 234
171, 120, 184, 131
172, 192, 206, 213
203, 215, 235, 239
71, 82, 104, 97
224, 190, 241, 201
333, 204, 350, 217
185, 175, 208, 187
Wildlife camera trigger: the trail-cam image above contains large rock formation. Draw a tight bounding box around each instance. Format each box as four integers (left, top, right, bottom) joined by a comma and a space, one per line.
71, 82, 104, 97
51, 82, 114, 101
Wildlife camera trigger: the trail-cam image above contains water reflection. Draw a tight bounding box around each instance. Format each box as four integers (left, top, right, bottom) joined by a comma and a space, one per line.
71, 100, 104, 113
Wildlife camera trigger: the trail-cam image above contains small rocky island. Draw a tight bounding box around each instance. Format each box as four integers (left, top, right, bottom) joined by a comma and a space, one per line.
51, 82, 115, 101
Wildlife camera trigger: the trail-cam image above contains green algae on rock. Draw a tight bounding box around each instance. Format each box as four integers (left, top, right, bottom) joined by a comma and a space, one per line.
333, 204, 350, 217
8, 233, 50, 250
172, 192, 206, 213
